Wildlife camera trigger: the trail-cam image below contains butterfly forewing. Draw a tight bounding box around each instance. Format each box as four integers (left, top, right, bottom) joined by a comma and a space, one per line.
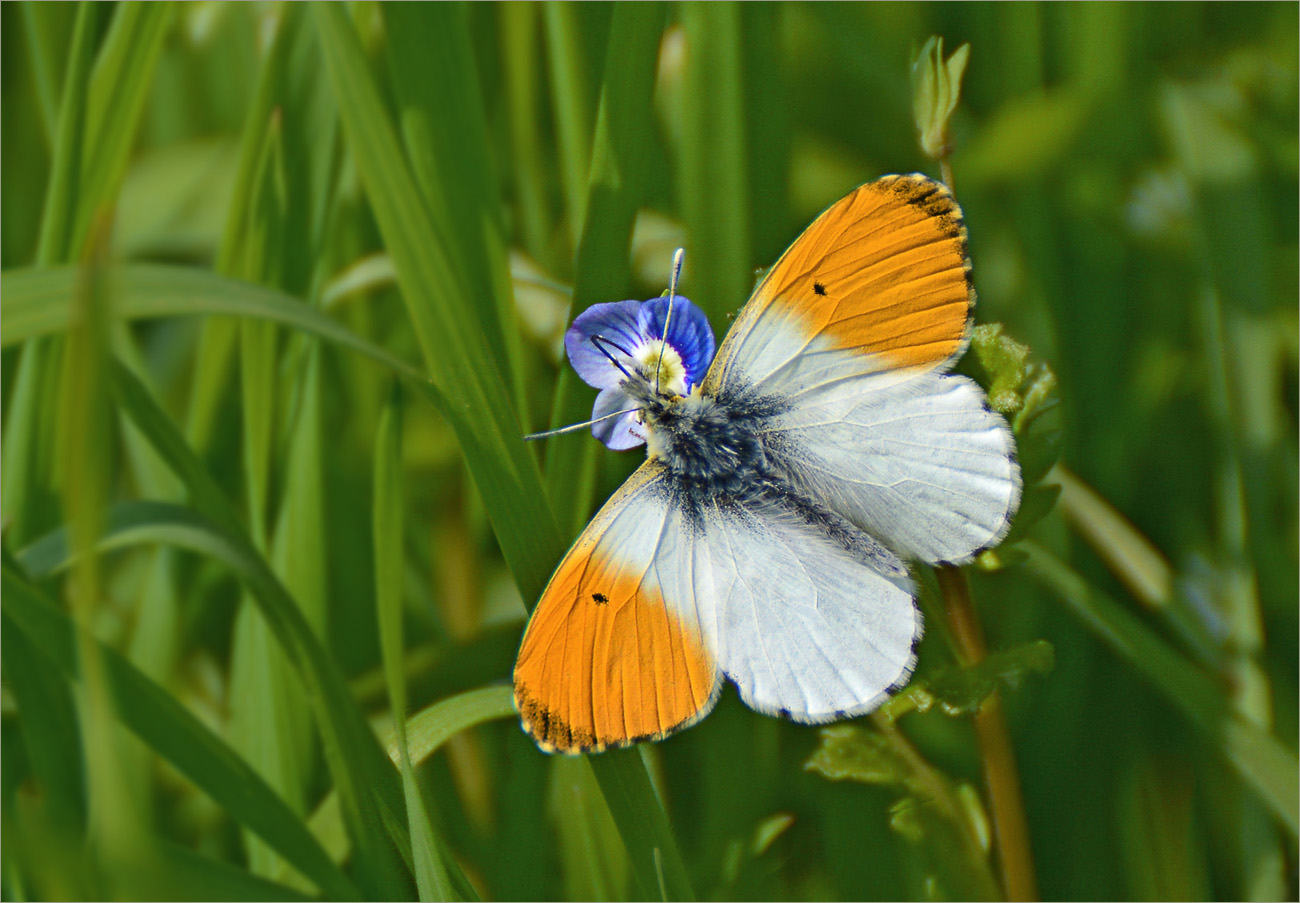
513, 463, 722, 753
708, 174, 973, 393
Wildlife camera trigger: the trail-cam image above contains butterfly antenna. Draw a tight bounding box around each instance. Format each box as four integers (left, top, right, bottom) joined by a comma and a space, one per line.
591, 335, 635, 381
655, 248, 686, 395
523, 406, 641, 441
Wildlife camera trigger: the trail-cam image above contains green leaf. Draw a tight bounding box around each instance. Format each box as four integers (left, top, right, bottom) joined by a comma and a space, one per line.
960, 323, 1063, 526
925, 641, 1056, 716
963, 323, 1033, 416
804, 724, 911, 787
806, 725, 999, 901
0, 567, 360, 900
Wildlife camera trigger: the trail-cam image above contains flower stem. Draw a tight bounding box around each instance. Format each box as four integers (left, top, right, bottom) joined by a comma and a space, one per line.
939, 158, 956, 195
935, 565, 1038, 901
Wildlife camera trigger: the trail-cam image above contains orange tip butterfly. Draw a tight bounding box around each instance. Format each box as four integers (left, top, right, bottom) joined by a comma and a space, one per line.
514, 174, 1021, 754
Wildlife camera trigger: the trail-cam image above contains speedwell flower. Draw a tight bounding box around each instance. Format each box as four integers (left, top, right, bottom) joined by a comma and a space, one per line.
564, 295, 716, 450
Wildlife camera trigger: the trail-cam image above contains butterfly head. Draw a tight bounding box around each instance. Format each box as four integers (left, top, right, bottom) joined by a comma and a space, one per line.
564, 294, 716, 450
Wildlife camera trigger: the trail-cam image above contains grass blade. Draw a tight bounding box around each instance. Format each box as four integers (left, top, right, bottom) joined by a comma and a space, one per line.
227, 107, 315, 881
542, 2, 597, 249
374, 387, 458, 901
677, 2, 751, 325
149, 842, 315, 902
2, 263, 426, 380
34, 1, 95, 266
289, 685, 520, 887
58, 223, 153, 894
71, 1, 172, 256
314, 1, 561, 600
18, 498, 412, 895
399, 687, 521, 762
0, 566, 361, 900
383, 2, 523, 414
83, 334, 411, 894
0, 613, 85, 830
3, 1, 97, 548
18, 2, 71, 148
1021, 540, 1298, 836
541, 1, 667, 537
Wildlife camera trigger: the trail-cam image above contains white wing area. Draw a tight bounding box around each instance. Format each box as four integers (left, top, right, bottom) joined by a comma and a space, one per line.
680, 495, 920, 722
764, 361, 1021, 565
575, 464, 723, 666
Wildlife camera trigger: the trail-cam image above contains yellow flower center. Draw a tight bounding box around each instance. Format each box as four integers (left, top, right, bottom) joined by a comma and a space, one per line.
634, 340, 688, 397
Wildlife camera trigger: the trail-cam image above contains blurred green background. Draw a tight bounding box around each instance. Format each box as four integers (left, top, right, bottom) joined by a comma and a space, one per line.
2, 3, 1296, 900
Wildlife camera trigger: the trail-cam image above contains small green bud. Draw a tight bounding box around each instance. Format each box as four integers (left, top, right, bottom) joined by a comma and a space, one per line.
911, 36, 971, 161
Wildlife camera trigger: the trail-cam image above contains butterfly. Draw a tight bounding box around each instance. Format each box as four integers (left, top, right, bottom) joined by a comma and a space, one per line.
514, 174, 1021, 754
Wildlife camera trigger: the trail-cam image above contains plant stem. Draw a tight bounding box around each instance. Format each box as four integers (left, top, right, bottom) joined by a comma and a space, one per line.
935, 565, 1038, 901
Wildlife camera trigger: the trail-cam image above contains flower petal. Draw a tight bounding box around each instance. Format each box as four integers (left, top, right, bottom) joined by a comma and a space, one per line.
642, 295, 716, 391
590, 386, 646, 449
564, 300, 646, 391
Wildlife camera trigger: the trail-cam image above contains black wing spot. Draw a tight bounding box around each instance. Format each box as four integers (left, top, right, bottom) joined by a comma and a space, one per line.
591, 592, 609, 604
813, 281, 827, 296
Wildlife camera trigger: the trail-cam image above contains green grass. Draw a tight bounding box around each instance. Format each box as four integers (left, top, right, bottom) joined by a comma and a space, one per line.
2, 3, 1296, 900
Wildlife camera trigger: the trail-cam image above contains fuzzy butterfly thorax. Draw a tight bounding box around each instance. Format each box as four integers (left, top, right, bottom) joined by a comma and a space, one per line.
629, 378, 775, 493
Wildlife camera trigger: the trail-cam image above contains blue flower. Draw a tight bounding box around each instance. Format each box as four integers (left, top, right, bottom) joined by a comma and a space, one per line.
564, 295, 716, 449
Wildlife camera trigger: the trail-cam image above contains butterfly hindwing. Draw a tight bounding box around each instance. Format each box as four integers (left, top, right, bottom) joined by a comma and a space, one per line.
693, 487, 920, 721
513, 463, 722, 753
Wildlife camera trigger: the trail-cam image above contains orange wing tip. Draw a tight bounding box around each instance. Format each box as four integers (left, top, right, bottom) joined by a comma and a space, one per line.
514, 679, 723, 755
875, 173, 965, 239
515, 684, 601, 754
